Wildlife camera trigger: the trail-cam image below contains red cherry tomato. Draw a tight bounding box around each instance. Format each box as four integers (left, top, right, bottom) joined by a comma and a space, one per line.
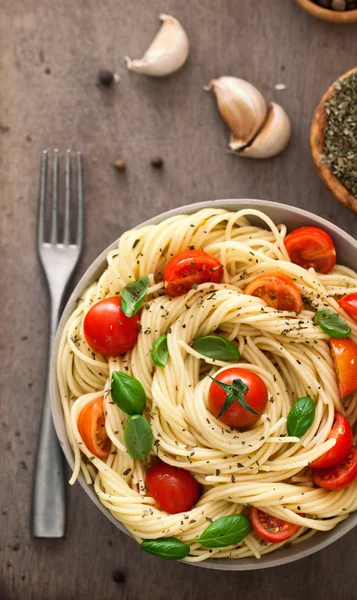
208, 367, 268, 428
250, 507, 302, 543
330, 339, 357, 398
309, 412, 353, 469
83, 296, 140, 356
338, 293, 357, 323
146, 462, 201, 514
284, 226, 336, 274
163, 250, 224, 297
244, 273, 302, 312
78, 397, 111, 459
312, 446, 357, 490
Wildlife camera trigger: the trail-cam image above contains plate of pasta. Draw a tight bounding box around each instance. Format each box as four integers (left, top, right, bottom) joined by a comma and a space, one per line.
51, 199, 357, 569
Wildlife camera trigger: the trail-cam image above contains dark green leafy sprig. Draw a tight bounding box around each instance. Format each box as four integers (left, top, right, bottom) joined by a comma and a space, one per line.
198, 515, 251, 548
124, 415, 153, 460
315, 309, 350, 338
120, 276, 149, 317
287, 397, 315, 438
152, 335, 169, 367
193, 335, 240, 362
141, 538, 190, 560
111, 371, 146, 415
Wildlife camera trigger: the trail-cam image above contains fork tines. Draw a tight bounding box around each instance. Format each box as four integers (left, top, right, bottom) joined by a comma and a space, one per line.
38, 149, 84, 250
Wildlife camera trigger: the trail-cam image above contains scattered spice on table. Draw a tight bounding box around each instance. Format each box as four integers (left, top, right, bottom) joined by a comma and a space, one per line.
322, 72, 357, 197
98, 69, 114, 86
112, 570, 126, 583
150, 156, 164, 168
114, 159, 127, 171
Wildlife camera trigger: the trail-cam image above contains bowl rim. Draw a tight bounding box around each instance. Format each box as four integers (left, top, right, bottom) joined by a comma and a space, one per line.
310, 66, 357, 214
50, 198, 357, 571
295, 0, 357, 23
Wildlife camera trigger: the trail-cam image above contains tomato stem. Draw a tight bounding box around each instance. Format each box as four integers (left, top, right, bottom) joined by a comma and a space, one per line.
209, 376, 260, 418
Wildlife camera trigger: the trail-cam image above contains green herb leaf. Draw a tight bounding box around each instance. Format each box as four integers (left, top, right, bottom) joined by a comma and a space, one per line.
141, 537, 190, 560
287, 396, 316, 438
315, 309, 351, 339
198, 514, 251, 548
152, 335, 169, 367
111, 371, 146, 415
209, 376, 260, 418
120, 276, 149, 317
193, 335, 240, 362
124, 415, 153, 460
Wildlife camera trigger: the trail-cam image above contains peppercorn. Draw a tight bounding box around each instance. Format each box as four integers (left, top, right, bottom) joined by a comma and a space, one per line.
150, 156, 164, 169
317, 0, 331, 6
112, 570, 125, 583
114, 159, 127, 172
98, 69, 114, 86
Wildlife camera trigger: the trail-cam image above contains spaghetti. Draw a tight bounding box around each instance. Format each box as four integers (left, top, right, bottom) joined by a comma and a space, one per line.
56, 208, 357, 561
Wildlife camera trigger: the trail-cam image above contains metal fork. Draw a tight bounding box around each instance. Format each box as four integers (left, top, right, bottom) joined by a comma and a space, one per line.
31, 149, 84, 537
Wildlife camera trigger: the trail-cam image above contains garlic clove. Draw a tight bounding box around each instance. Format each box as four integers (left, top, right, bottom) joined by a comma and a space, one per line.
124, 14, 189, 77
210, 77, 267, 150
235, 102, 291, 159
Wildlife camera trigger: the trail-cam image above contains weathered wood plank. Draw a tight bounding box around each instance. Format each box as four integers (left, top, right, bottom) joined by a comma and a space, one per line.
1, 0, 356, 598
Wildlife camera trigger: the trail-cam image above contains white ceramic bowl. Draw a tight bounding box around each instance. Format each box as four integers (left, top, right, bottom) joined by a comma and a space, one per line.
50, 199, 357, 571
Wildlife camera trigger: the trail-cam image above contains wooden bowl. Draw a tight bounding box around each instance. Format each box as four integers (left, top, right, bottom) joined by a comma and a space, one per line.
310, 67, 357, 213
295, 0, 357, 22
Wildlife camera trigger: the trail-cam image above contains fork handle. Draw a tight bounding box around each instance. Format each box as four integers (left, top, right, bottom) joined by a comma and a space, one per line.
31, 292, 66, 538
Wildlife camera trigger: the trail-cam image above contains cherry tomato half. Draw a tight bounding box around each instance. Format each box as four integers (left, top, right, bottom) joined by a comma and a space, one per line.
312, 446, 357, 490
163, 250, 224, 297
284, 226, 336, 274
250, 507, 302, 543
146, 462, 201, 514
338, 293, 357, 323
309, 412, 353, 469
244, 273, 302, 312
83, 296, 140, 356
78, 397, 111, 459
330, 338, 357, 398
208, 367, 268, 428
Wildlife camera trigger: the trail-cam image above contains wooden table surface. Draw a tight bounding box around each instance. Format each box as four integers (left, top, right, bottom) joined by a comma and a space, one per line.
1, 1, 357, 598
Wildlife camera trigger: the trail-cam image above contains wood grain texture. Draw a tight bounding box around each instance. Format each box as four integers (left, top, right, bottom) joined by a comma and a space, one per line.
1, 1, 357, 599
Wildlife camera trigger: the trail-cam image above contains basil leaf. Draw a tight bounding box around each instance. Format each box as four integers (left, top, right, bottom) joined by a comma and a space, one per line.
209, 376, 260, 418
141, 537, 190, 560
124, 415, 153, 460
287, 396, 316, 438
111, 371, 146, 415
315, 308, 351, 339
152, 335, 169, 368
120, 276, 149, 317
198, 514, 251, 548
193, 335, 240, 362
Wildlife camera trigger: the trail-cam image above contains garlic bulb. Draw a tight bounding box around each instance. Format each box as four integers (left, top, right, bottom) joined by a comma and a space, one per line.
236, 102, 291, 159
124, 14, 189, 77
210, 77, 267, 150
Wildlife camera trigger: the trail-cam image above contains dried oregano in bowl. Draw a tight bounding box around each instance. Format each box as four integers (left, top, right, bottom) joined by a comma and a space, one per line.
323, 72, 357, 198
